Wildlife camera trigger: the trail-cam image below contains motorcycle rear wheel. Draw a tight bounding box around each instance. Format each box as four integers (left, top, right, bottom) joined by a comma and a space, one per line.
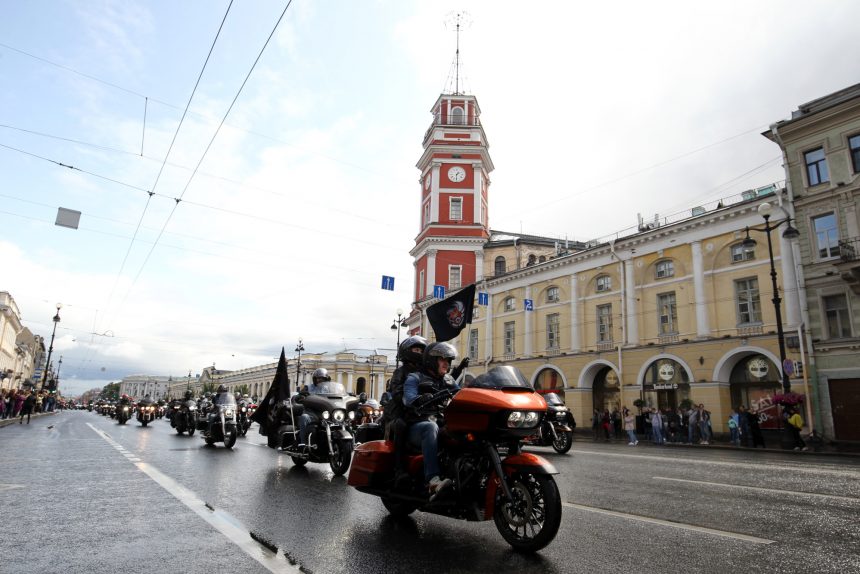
187, 426, 195, 436
176, 427, 184, 435
493, 472, 562, 553
141, 420, 148, 427
290, 456, 308, 467
552, 431, 573, 454
329, 440, 353, 476
382, 497, 417, 517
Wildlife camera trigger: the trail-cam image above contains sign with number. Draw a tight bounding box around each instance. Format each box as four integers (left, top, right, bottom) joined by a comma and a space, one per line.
524, 299, 534, 311
381, 275, 395, 291
783, 359, 794, 376
433, 285, 446, 299
478, 292, 489, 306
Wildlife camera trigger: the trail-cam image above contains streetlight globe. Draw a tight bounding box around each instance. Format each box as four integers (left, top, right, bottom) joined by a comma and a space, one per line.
757, 202, 774, 217
56, 302, 63, 310
396, 308, 404, 316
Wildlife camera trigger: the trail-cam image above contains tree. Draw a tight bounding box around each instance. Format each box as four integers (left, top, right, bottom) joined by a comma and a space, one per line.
100, 382, 120, 400
202, 382, 217, 395
237, 384, 249, 396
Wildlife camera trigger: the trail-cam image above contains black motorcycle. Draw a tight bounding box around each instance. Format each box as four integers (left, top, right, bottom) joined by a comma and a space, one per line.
116, 402, 132, 425
137, 398, 157, 427
521, 392, 575, 454
269, 381, 357, 475
352, 393, 384, 445
198, 392, 238, 448
170, 399, 197, 436
236, 398, 252, 437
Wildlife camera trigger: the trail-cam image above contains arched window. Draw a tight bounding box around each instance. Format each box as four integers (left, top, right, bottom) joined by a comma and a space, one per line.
596, 274, 612, 292
538, 255, 547, 263
731, 243, 755, 262
546, 286, 560, 303
527, 254, 537, 266
655, 260, 675, 279
450, 106, 465, 125
504, 297, 516, 312
494, 256, 506, 276
356, 377, 367, 395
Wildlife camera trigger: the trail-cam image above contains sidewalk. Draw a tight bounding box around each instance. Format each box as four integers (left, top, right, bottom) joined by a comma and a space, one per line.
577, 432, 860, 458
0, 411, 58, 428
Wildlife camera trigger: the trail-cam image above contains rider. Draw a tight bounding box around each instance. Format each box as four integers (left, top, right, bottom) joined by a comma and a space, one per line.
296, 368, 330, 449
402, 342, 460, 496
383, 336, 427, 476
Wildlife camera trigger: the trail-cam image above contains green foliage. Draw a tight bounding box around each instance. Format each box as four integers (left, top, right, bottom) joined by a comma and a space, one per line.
237, 384, 249, 396
100, 382, 120, 400
679, 398, 694, 410
633, 398, 646, 411
202, 382, 217, 395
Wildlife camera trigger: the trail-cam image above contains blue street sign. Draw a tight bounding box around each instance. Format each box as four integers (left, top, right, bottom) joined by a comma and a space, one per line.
433, 285, 446, 299
783, 359, 794, 376
524, 298, 534, 311
478, 292, 489, 306
381, 275, 395, 291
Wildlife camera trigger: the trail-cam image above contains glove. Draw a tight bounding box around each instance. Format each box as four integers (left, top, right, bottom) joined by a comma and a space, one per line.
451, 357, 469, 380
415, 393, 435, 408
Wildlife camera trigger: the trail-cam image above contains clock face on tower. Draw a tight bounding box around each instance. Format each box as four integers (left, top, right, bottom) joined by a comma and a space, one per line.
447, 166, 466, 183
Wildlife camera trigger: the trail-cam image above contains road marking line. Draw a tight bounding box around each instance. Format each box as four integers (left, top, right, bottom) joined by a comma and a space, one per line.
569, 448, 860, 478
86, 423, 300, 574
652, 476, 860, 503
562, 502, 775, 544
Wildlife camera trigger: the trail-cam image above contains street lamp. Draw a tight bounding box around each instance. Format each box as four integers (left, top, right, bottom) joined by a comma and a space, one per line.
42, 303, 62, 391
295, 338, 305, 389
741, 202, 800, 393
391, 308, 405, 368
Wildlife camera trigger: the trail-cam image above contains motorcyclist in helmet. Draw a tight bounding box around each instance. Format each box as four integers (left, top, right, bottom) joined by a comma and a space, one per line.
383, 336, 427, 476
297, 368, 330, 449
402, 341, 460, 497
184, 390, 194, 401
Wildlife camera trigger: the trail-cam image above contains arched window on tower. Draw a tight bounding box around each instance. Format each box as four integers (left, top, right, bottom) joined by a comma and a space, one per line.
450, 106, 465, 125
494, 256, 506, 276
527, 254, 537, 266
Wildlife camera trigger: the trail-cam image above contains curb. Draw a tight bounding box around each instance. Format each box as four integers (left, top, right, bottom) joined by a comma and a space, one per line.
576, 436, 860, 458
0, 411, 58, 428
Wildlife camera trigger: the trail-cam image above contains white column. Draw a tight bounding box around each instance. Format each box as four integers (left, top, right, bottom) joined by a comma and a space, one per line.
484, 293, 494, 362
624, 258, 639, 345
570, 274, 581, 352
475, 250, 484, 282
427, 250, 437, 294
430, 163, 441, 222
473, 163, 483, 225
691, 241, 710, 338
780, 234, 800, 328
524, 285, 534, 357
347, 372, 353, 394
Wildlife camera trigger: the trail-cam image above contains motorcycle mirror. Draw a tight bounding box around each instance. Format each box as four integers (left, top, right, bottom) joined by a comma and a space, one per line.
359, 392, 367, 402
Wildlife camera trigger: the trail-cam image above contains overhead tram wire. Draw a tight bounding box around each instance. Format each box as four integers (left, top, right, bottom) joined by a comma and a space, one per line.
119, 0, 296, 307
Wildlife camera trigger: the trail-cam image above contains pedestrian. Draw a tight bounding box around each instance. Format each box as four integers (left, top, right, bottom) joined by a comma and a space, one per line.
748, 407, 766, 448
738, 405, 751, 447
687, 406, 699, 444
3, 390, 12, 418
624, 410, 638, 445
643, 408, 653, 442
650, 409, 665, 444
611, 408, 622, 439
591, 409, 600, 440
13, 390, 25, 418
19, 391, 36, 424
667, 408, 681, 443
728, 410, 740, 446
787, 407, 808, 451
698, 404, 711, 445
34, 391, 44, 413
601, 409, 612, 441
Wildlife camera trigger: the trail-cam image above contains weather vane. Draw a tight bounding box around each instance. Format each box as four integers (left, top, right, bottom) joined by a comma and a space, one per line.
444, 11, 472, 95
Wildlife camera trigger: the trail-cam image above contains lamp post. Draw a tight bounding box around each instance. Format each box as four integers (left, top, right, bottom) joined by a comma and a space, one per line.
391, 308, 405, 368
741, 202, 800, 393
295, 338, 305, 390
41, 303, 62, 391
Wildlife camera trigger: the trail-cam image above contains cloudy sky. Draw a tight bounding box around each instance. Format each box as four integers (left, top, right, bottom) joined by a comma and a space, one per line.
2, 0, 859, 395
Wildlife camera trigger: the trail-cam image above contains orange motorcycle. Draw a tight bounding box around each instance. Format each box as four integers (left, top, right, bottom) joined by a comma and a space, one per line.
348, 366, 562, 552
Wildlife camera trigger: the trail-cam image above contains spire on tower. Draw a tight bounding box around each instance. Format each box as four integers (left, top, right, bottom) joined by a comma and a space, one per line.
443, 11, 472, 96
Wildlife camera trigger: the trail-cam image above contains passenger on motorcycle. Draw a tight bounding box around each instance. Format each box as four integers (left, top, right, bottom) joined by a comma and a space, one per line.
384, 336, 427, 476
402, 341, 460, 496
297, 368, 330, 449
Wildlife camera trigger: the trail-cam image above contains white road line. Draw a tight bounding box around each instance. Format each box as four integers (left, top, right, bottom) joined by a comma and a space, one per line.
562, 502, 775, 544
569, 448, 860, 478
86, 423, 300, 574
652, 476, 860, 503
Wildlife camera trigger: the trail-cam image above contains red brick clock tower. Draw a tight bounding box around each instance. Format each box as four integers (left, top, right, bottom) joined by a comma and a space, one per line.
408, 93, 494, 335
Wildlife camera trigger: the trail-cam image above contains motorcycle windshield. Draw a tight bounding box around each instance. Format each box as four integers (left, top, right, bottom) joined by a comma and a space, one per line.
310, 382, 346, 395
466, 366, 533, 390
213, 393, 237, 407
543, 393, 564, 406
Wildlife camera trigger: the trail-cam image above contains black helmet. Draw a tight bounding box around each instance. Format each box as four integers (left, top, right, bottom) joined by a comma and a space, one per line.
422, 342, 458, 375
398, 335, 428, 367
312, 368, 330, 384
217, 384, 228, 394
184, 390, 193, 400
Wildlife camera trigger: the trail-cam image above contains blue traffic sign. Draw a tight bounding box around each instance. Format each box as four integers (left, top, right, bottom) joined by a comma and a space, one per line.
433, 285, 446, 299
478, 292, 489, 306
524, 298, 534, 311
381, 275, 395, 291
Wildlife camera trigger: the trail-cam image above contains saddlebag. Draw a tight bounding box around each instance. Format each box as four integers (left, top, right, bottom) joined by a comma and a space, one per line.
347, 440, 394, 487
355, 423, 384, 444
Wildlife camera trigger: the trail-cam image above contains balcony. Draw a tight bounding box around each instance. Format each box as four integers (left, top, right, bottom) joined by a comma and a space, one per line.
836, 237, 860, 294
596, 341, 615, 352
545, 347, 562, 357
658, 333, 680, 345
502, 353, 516, 362
738, 324, 764, 337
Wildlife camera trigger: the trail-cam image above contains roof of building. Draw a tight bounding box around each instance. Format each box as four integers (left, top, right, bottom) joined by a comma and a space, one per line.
772, 82, 860, 127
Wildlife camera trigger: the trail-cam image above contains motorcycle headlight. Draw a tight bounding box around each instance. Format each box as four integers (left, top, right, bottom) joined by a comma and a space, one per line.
507, 411, 541, 429
123, 407, 129, 411
373, 410, 380, 417
241, 407, 247, 413
189, 405, 197, 411
347, 411, 355, 420
524, 411, 540, 427
322, 411, 330, 420
225, 409, 234, 418
507, 411, 524, 428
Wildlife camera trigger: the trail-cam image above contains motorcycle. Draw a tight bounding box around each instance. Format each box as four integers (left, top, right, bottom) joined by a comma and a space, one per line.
268, 381, 357, 476
170, 399, 197, 436
521, 392, 574, 454
198, 392, 238, 448
236, 398, 253, 437
137, 399, 157, 427
352, 393, 384, 445
348, 366, 562, 553
116, 403, 132, 425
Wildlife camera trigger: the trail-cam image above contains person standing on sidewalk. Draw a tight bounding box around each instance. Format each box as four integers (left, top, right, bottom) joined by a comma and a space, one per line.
748, 407, 766, 448
698, 404, 711, 445
19, 391, 36, 424
738, 405, 751, 447
650, 409, 665, 445
687, 406, 698, 444
787, 407, 808, 451
12, 390, 25, 418
728, 410, 740, 446
624, 410, 638, 445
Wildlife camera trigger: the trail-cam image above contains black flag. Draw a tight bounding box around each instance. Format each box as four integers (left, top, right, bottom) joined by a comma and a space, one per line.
251, 347, 291, 435
426, 283, 476, 342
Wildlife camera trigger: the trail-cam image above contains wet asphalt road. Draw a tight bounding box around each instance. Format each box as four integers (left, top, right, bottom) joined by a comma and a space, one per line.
2, 411, 859, 574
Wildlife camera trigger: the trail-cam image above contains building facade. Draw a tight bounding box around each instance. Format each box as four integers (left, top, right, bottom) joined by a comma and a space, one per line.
119, 375, 171, 400
407, 89, 807, 436
1, 292, 25, 390
765, 83, 860, 442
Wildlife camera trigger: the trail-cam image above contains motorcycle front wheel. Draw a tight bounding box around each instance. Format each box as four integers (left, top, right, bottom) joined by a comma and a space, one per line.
224, 427, 237, 449
329, 439, 353, 476
141, 420, 148, 427
187, 426, 195, 436
552, 431, 573, 454
382, 497, 417, 517
493, 472, 562, 553
290, 456, 307, 467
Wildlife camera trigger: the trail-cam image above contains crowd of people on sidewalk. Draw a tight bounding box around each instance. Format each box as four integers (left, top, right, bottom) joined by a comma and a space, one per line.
591, 403, 784, 449
1, 389, 62, 424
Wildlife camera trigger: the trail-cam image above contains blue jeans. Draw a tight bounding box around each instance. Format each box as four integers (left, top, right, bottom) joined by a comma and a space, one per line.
652, 425, 664, 444
626, 430, 637, 443
699, 421, 710, 442
408, 420, 440, 482
730, 428, 739, 445
298, 413, 317, 445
